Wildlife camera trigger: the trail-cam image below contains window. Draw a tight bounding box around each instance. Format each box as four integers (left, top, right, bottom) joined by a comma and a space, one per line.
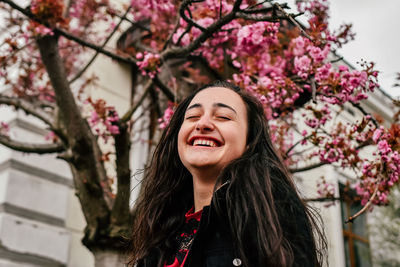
340, 183, 372, 267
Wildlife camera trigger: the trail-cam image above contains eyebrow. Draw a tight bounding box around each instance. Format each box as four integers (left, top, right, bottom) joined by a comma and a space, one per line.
186, 103, 237, 114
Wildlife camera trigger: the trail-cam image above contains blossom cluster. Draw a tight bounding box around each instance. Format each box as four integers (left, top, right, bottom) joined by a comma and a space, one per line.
30, 0, 66, 26
158, 102, 176, 129
316, 177, 335, 202
354, 125, 400, 205
136, 52, 161, 78
86, 98, 120, 143
136, 1, 397, 210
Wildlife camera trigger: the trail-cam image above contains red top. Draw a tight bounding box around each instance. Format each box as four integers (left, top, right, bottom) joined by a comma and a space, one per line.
164, 207, 202, 267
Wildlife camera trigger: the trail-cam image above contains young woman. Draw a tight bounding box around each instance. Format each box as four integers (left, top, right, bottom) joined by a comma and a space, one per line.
130, 81, 326, 267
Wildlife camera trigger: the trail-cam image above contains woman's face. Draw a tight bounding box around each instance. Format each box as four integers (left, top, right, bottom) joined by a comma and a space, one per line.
178, 87, 248, 176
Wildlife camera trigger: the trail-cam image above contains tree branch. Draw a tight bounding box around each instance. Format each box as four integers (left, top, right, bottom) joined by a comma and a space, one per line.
55, 28, 137, 65
236, 13, 284, 21
285, 134, 312, 157
350, 101, 379, 128
69, 5, 132, 84
273, 3, 312, 40
187, 55, 223, 80
346, 175, 383, 223
36, 35, 113, 210
0, 95, 56, 128
0, 0, 138, 66
289, 161, 327, 173
153, 75, 175, 101
0, 134, 65, 154
121, 79, 153, 122
161, 0, 240, 61
110, 121, 132, 227
179, 0, 207, 32
304, 196, 341, 202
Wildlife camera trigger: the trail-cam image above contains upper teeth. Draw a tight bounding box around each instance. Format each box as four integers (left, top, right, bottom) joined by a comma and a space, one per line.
193, 139, 217, 147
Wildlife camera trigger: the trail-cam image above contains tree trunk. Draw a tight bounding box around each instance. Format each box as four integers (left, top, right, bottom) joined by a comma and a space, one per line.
93, 250, 127, 267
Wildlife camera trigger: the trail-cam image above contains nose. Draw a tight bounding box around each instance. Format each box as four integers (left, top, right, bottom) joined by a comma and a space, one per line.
195, 114, 214, 132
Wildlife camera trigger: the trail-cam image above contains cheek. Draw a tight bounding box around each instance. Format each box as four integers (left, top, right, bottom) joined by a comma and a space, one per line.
226, 128, 247, 156
177, 125, 188, 157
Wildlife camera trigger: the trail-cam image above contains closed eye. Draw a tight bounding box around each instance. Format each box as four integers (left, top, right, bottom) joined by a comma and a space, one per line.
217, 116, 231, 120
186, 116, 200, 120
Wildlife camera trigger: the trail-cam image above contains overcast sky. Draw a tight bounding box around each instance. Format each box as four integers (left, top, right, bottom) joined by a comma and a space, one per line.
329, 0, 400, 98
280, 0, 400, 98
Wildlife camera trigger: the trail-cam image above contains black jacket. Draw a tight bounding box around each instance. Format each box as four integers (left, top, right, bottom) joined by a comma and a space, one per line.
137, 183, 317, 267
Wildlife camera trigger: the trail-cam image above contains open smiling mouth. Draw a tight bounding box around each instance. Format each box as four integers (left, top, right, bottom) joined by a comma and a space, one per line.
191, 138, 221, 147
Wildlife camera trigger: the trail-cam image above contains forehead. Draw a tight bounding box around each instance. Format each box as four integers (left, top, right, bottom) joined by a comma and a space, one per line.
189, 87, 246, 112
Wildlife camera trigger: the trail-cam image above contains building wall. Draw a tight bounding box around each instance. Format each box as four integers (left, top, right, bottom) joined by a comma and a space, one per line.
0, 111, 74, 266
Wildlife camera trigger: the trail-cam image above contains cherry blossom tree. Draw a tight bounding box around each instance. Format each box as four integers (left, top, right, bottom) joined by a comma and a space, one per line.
0, 0, 399, 265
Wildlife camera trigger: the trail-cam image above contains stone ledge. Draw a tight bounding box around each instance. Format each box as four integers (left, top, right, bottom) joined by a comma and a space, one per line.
0, 242, 65, 267
0, 203, 64, 228
0, 159, 73, 188
0, 213, 70, 264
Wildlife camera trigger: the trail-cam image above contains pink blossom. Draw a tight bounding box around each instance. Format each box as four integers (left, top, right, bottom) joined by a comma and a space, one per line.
197, 17, 215, 28
377, 140, 391, 154
316, 178, 335, 203
315, 63, 331, 82
292, 36, 308, 56
159, 102, 175, 129
106, 124, 120, 135
232, 60, 241, 68
33, 24, 54, 36
172, 28, 190, 46
89, 111, 100, 125
319, 148, 339, 163
294, 55, 311, 79
308, 44, 330, 62
236, 22, 279, 54
372, 127, 383, 143
338, 65, 349, 72
136, 52, 161, 78
305, 118, 318, 128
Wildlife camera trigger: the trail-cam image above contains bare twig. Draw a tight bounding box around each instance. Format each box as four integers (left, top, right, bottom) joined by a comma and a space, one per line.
330, 56, 344, 64
236, 13, 285, 21
289, 161, 327, 173
2, 40, 35, 63
121, 79, 153, 122
273, 3, 312, 40
242, 0, 273, 12
175, 25, 193, 46
285, 134, 313, 157
311, 77, 317, 103
163, 15, 183, 49
304, 196, 341, 202
350, 101, 379, 128
345, 175, 383, 223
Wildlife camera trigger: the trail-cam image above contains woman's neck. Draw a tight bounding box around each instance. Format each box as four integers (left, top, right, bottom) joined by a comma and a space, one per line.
191, 172, 218, 212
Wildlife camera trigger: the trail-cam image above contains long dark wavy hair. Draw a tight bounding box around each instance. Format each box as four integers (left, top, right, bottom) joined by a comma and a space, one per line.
130, 81, 326, 266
